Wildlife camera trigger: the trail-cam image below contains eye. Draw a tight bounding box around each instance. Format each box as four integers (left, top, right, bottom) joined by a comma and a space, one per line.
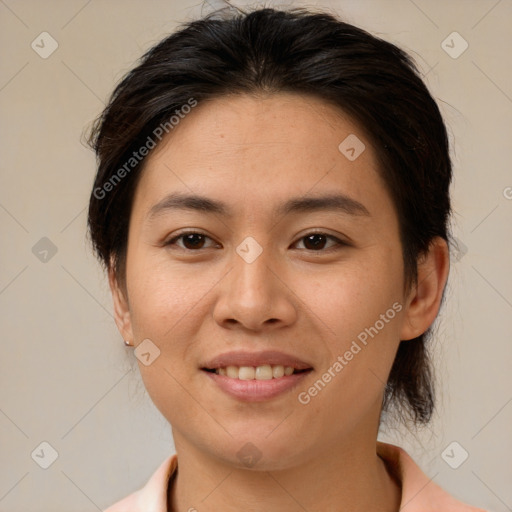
164, 231, 347, 252
293, 232, 347, 251
164, 231, 219, 250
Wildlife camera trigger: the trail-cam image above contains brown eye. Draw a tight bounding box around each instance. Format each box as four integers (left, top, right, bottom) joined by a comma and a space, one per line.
165, 232, 217, 250
294, 233, 345, 251
303, 234, 328, 250
181, 233, 206, 249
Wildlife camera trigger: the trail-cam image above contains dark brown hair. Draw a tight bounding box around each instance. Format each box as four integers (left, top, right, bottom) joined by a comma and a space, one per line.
87, 6, 452, 425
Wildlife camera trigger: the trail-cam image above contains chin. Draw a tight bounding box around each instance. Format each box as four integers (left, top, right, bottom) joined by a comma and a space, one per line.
211, 429, 311, 472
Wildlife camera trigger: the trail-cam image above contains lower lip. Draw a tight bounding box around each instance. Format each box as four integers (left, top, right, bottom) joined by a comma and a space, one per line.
202, 370, 312, 402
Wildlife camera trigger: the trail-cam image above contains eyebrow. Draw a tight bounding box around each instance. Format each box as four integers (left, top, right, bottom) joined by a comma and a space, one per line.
146, 192, 370, 222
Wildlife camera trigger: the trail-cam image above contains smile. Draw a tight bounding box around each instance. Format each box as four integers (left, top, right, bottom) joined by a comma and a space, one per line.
204, 365, 308, 380
200, 351, 313, 401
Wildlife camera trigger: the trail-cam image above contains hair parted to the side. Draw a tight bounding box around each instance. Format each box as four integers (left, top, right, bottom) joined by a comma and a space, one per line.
87, 6, 452, 426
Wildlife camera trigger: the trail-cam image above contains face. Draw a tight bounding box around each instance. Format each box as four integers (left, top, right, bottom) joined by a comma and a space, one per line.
113, 93, 421, 469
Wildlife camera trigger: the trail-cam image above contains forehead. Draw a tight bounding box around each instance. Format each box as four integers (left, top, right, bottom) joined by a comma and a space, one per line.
152, 92, 370, 162
132, 92, 391, 221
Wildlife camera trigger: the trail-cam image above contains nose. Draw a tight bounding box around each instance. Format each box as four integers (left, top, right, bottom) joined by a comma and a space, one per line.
212, 244, 298, 332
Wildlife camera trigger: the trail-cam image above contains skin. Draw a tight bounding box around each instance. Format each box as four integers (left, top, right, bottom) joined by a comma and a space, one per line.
110, 92, 449, 512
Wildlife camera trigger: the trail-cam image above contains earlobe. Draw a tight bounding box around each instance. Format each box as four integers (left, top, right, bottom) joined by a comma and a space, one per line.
108, 268, 134, 344
399, 237, 450, 341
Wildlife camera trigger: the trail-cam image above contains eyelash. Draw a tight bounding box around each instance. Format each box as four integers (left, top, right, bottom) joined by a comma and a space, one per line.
164, 230, 348, 253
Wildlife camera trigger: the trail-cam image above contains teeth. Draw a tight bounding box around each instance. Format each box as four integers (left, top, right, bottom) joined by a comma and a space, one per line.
255, 365, 272, 380
226, 366, 238, 378
215, 365, 297, 379
239, 366, 255, 380
284, 366, 294, 376
272, 365, 284, 378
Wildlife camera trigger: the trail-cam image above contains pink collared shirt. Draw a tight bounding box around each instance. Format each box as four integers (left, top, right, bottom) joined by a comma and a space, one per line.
103, 442, 488, 511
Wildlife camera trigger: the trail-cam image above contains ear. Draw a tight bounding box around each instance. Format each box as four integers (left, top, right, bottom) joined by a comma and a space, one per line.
108, 267, 134, 344
400, 237, 450, 341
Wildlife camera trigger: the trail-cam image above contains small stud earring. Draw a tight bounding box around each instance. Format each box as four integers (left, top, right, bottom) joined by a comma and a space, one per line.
124, 340, 132, 346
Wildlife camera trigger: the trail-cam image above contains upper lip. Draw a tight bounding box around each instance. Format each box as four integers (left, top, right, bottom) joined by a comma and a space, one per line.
201, 350, 313, 371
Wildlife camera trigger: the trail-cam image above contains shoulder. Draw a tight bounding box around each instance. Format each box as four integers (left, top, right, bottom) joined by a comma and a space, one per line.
377, 441, 488, 512
103, 454, 177, 512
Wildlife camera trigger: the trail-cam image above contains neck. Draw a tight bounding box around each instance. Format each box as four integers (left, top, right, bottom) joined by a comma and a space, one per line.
168, 432, 401, 512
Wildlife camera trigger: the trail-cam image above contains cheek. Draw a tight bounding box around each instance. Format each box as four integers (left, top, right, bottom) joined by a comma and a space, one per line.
126, 253, 216, 342
125, 255, 217, 425
305, 251, 403, 346
303, 249, 404, 404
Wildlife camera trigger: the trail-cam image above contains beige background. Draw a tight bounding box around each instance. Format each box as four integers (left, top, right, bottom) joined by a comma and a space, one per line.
0, 0, 511, 510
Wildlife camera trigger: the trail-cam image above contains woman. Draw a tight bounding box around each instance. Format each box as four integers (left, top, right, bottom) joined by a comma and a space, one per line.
87, 5, 487, 511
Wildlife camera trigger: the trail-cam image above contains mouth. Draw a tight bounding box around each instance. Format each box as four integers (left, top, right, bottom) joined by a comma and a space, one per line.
202, 365, 311, 380
200, 351, 313, 402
